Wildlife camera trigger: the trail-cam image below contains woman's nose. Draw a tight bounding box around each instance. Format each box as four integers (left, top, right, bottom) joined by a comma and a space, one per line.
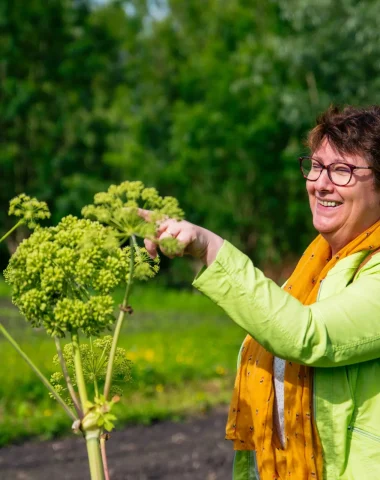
314, 168, 334, 191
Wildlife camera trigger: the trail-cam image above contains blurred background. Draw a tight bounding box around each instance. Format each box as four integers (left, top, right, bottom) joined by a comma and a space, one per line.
1, 0, 380, 451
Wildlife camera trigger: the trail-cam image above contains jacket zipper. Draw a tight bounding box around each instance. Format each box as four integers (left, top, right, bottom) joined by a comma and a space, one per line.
316, 279, 324, 302
313, 280, 325, 419
348, 426, 380, 443
313, 375, 318, 421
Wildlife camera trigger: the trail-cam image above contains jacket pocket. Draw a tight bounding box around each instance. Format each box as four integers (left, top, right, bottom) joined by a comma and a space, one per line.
344, 425, 380, 479
348, 426, 380, 443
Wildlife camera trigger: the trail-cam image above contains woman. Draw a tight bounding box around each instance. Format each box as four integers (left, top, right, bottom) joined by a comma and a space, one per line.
143, 105, 380, 480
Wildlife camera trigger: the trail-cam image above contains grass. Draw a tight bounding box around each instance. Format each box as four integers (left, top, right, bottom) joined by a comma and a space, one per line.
0, 279, 246, 447
0, 277, 11, 298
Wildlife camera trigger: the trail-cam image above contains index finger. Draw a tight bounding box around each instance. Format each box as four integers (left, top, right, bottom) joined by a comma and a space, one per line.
138, 208, 169, 226
137, 208, 152, 221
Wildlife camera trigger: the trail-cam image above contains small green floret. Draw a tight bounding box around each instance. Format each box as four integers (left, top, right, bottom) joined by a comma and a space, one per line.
9, 193, 50, 228
159, 237, 186, 256
133, 247, 160, 280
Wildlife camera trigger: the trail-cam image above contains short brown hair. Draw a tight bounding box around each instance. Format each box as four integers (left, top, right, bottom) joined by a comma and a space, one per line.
307, 105, 380, 189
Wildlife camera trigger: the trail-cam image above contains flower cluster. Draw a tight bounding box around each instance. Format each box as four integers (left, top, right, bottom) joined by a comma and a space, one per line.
82, 181, 185, 253
4, 216, 130, 337
51, 336, 132, 404
8, 194, 51, 228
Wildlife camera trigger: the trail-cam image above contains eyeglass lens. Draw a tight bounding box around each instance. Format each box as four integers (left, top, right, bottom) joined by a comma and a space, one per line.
301, 158, 351, 186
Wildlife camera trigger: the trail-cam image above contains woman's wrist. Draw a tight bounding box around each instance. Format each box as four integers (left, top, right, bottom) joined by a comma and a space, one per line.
200, 232, 224, 267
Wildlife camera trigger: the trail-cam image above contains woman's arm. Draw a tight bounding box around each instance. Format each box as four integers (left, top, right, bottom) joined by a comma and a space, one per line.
193, 240, 380, 368
139, 213, 380, 367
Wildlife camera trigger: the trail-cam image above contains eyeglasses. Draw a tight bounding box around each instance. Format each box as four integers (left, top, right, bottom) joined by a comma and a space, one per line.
299, 156, 373, 186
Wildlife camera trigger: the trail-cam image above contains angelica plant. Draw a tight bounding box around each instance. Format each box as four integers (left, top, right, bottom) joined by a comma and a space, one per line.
1, 184, 185, 480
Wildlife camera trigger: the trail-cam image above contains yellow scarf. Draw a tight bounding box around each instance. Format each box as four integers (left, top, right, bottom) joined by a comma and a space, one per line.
226, 219, 380, 480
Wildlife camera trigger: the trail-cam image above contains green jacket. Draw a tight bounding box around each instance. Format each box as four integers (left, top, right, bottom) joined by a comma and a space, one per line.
193, 240, 380, 480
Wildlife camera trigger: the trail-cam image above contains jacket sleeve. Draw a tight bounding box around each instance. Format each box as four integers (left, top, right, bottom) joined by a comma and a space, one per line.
192, 240, 380, 367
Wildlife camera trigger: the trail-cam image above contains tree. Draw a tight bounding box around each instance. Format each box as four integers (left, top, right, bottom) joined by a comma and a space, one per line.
106, 0, 296, 267
106, 0, 380, 270
3, 0, 380, 274
0, 0, 126, 249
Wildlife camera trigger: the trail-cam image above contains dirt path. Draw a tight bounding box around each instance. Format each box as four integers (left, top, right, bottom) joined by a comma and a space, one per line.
0, 407, 234, 480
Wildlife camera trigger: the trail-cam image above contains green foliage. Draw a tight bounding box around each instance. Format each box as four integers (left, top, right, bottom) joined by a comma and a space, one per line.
2, 0, 380, 271
104, 0, 306, 264
104, 0, 380, 267
0, 0, 125, 234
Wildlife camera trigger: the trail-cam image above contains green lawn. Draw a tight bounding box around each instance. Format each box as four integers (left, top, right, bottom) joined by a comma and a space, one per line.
0, 280, 245, 447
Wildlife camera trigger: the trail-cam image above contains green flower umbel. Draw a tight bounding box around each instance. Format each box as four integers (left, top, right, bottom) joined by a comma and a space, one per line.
82, 181, 184, 250
4, 216, 130, 337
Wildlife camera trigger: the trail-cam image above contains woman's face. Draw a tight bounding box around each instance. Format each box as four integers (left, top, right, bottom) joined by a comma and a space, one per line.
306, 138, 380, 254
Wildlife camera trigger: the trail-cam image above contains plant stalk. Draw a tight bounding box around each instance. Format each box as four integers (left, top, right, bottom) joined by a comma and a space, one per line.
71, 331, 88, 410
100, 435, 111, 480
103, 236, 135, 399
71, 332, 105, 479
0, 220, 24, 243
86, 430, 106, 480
0, 323, 76, 421
54, 336, 83, 418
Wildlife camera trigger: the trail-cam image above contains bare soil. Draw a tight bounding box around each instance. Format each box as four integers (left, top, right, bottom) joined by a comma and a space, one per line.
0, 407, 234, 480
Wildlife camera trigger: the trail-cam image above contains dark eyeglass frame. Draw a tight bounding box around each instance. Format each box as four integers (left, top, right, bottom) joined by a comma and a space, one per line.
299, 156, 373, 186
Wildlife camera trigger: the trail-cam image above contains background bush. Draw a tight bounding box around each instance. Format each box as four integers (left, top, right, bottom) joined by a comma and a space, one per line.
2, 0, 380, 278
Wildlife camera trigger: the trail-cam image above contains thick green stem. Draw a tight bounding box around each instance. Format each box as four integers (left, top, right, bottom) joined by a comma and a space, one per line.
103, 236, 135, 399
71, 331, 88, 410
0, 323, 76, 421
54, 337, 83, 418
94, 379, 99, 398
86, 430, 105, 480
0, 219, 24, 243
71, 333, 105, 479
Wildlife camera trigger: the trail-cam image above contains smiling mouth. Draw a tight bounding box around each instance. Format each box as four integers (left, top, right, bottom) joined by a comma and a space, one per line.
318, 200, 343, 208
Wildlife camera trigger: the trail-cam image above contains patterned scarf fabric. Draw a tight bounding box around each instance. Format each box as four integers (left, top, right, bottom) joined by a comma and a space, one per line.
226, 219, 380, 480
